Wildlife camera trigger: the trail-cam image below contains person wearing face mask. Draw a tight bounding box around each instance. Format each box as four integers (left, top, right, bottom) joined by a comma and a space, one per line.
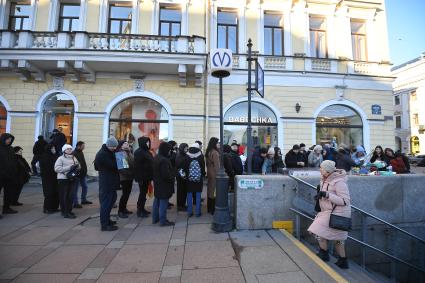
272, 147, 285, 173
40, 143, 60, 214
116, 141, 135, 218
285, 144, 305, 168
175, 143, 189, 211
134, 136, 154, 218
12, 146, 31, 206
55, 144, 81, 219
94, 137, 120, 231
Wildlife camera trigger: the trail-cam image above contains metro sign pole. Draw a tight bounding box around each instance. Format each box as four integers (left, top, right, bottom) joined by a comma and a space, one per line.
210, 48, 233, 233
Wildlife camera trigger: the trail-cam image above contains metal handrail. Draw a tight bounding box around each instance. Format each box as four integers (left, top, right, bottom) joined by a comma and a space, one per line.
288, 174, 425, 244
289, 207, 425, 274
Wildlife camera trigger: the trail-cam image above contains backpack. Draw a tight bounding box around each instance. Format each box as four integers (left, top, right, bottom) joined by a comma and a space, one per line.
188, 159, 202, 182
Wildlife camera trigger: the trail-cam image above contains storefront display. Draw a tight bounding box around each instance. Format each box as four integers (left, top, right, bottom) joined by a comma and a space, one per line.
0, 103, 6, 135
109, 97, 169, 152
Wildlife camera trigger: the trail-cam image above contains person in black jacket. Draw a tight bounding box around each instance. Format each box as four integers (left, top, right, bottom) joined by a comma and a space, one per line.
152, 142, 175, 226
335, 147, 356, 172
31, 135, 47, 176
272, 147, 285, 173
184, 143, 205, 217
175, 143, 189, 211
252, 147, 267, 174
285, 145, 305, 168
73, 141, 91, 208
12, 146, 31, 206
40, 143, 59, 213
223, 145, 235, 191
94, 137, 120, 231
230, 143, 243, 176
134, 136, 153, 217
50, 128, 67, 155
167, 140, 178, 208
0, 133, 19, 215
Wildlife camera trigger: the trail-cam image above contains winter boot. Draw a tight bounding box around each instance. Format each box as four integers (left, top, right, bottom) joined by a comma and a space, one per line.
335, 257, 349, 269
316, 248, 330, 262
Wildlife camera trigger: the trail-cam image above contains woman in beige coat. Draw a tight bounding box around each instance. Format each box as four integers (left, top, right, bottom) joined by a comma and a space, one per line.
308, 160, 351, 269
206, 137, 220, 214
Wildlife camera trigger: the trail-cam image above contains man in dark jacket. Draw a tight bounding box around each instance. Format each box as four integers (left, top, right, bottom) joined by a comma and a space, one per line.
230, 143, 243, 176
50, 128, 67, 155
335, 147, 356, 172
40, 143, 59, 213
0, 133, 19, 215
73, 141, 91, 208
31, 135, 47, 176
94, 137, 120, 231
152, 142, 175, 226
252, 147, 267, 174
134, 136, 153, 217
285, 145, 305, 168
175, 143, 189, 211
184, 143, 205, 217
223, 145, 235, 191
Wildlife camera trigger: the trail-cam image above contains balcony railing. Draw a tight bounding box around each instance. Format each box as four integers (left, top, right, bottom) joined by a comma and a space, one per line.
0, 30, 205, 54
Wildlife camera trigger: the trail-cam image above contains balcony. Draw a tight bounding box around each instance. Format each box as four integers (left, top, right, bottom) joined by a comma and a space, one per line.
0, 30, 206, 86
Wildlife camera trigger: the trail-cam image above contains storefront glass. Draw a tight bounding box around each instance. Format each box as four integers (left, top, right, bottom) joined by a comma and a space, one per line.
316, 104, 363, 148
41, 93, 74, 144
109, 97, 169, 152
224, 101, 278, 149
0, 102, 6, 134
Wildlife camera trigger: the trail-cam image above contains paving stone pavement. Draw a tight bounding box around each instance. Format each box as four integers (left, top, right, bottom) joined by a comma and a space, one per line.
0, 180, 337, 283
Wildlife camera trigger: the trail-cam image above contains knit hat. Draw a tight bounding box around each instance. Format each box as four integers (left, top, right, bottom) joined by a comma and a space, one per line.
320, 160, 336, 173
62, 144, 73, 152
292, 144, 300, 150
190, 143, 200, 149
106, 136, 118, 148
313, 145, 323, 152
267, 147, 275, 155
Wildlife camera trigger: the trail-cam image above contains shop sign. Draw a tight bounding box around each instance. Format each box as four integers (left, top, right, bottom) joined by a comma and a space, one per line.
238, 179, 264, 190
372, 104, 382, 115
228, 116, 273, 123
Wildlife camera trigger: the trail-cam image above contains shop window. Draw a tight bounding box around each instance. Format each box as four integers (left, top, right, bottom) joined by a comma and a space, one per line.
264, 12, 283, 56
351, 20, 367, 61
395, 116, 401, 129
411, 136, 420, 154
394, 95, 400, 105
316, 104, 363, 148
9, 2, 31, 31
217, 9, 238, 53
109, 97, 169, 152
59, 3, 80, 32
108, 3, 132, 48
309, 16, 327, 58
41, 93, 74, 145
224, 101, 278, 150
0, 102, 7, 135
159, 5, 181, 36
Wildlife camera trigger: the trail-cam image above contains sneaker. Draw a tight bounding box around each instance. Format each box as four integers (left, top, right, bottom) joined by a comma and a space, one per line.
101, 225, 118, 231
160, 220, 175, 227
316, 249, 330, 262
73, 204, 83, 209
2, 208, 18, 214
335, 257, 349, 269
81, 200, 93, 205
118, 212, 128, 218
64, 214, 76, 219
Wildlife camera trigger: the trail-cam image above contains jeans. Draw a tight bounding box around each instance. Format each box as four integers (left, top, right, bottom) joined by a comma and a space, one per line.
58, 179, 76, 215
99, 186, 117, 228
187, 192, 201, 216
137, 180, 149, 211
73, 176, 88, 205
119, 179, 133, 213
152, 197, 169, 225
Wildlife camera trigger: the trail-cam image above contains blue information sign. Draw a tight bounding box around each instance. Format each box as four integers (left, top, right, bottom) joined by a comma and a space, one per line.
255, 61, 264, 98
371, 104, 381, 115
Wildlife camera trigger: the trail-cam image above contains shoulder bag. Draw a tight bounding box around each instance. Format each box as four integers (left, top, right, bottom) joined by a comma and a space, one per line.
329, 202, 352, 231
66, 157, 80, 181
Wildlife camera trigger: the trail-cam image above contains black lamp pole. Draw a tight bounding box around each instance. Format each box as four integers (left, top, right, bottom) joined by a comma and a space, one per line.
246, 39, 254, 174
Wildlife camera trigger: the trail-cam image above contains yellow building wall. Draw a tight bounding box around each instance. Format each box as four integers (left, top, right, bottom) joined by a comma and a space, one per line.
9, 116, 36, 162
139, 1, 154, 34
77, 117, 104, 174
86, 0, 100, 32
246, 9, 258, 51
34, 0, 49, 31
188, 0, 205, 37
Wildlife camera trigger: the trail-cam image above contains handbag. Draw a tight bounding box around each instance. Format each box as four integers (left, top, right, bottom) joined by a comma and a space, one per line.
329, 204, 352, 231
66, 158, 80, 181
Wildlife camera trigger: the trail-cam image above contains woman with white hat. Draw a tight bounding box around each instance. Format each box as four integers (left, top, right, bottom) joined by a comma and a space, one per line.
308, 160, 351, 269
54, 144, 80, 219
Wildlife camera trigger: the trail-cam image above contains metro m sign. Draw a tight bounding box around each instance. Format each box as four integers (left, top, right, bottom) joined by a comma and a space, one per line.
210, 48, 233, 78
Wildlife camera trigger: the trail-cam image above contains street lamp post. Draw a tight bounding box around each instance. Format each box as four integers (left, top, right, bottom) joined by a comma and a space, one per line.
246, 39, 254, 174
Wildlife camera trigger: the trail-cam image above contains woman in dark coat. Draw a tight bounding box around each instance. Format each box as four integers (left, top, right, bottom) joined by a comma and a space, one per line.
40, 143, 59, 213
272, 147, 285, 173
12, 146, 31, 206
0, 133, 19, 215
134, 136, 153, 217
184, 143, 206, 217
152, 142, 175, 226
175, 143, 189, 211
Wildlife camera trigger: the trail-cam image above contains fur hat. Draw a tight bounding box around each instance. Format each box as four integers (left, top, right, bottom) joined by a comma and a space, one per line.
62, 144, 73, 152
320, 160, 336, 173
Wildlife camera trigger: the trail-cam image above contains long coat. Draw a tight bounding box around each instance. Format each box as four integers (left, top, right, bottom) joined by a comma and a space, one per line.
40, 146, 58, 186
16, 155, 31, 185
308, 169, 351, 241
153, 143, 175, 199
206, 149, 219, 198
0, 133, 18, 182
94, 144, 120, 191
134, 137, 154, 182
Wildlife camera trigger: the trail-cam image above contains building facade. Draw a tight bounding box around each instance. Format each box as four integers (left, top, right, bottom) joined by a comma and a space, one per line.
392, 53, 425, 155
0, 0, 394, 174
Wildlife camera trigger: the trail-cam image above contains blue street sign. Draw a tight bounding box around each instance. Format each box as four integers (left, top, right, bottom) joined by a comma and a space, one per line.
255, 60, 264, 98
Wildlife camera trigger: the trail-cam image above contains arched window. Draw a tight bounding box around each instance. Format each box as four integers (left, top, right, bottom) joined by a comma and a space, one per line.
411, 136, 420, 154
224, 101, 278, 148
316, 104, 363, 148
41, 93, 75, 144
0, 102, 7, 135
109, 97, 169, 152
